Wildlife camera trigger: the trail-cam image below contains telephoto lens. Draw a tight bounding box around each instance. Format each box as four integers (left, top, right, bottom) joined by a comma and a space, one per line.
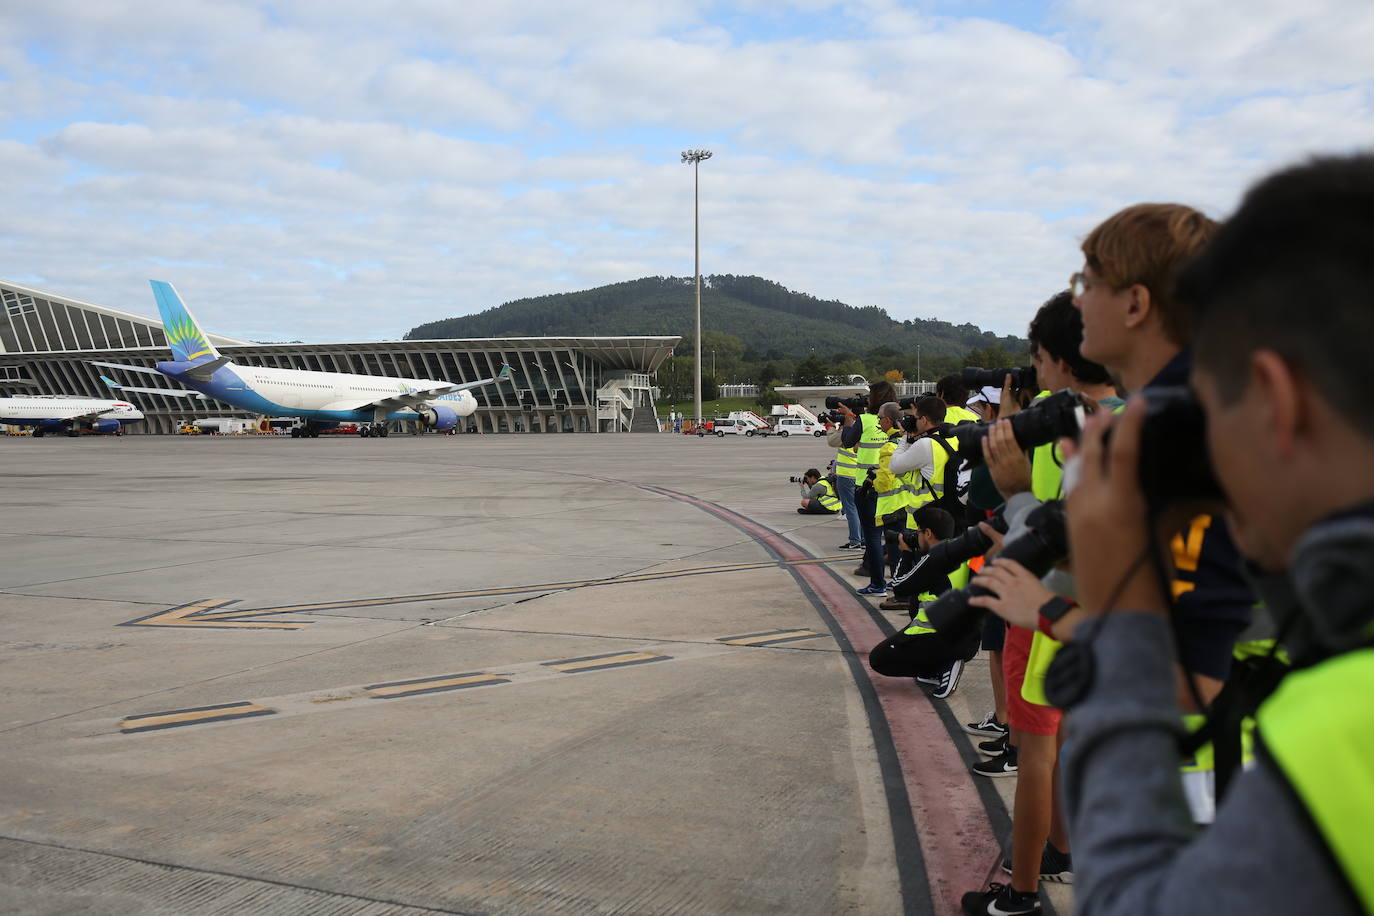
899, 413, 921, 434
898, 396, 918, 410
955, 389, 1088, 465
921, 501, 1069, 645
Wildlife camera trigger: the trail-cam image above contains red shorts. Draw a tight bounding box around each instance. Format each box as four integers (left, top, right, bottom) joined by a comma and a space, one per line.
1002, 624, 1063, 736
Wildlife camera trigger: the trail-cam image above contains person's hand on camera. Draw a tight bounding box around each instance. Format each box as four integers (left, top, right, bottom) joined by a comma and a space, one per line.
999, 372, 1021, 418
967, 559, 1052, 629
977, 521, 1005, 558
985, 419, 1032, 499
1061, 397, 1168, 617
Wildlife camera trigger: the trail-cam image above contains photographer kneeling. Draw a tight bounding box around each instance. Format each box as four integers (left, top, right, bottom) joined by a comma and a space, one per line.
796, 468, 840, 515
986, 156, 1374, 915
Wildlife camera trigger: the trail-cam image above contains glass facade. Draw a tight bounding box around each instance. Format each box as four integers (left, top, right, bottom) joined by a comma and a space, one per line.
0, 280, 676, 434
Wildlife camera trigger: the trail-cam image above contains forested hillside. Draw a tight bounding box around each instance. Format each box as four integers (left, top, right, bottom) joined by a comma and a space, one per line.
405, 275, 1025, 360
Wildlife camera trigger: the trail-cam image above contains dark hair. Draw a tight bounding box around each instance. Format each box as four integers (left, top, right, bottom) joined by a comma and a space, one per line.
936, 374, 968, 406
1028, 290, 1113, 386
804, 468, 821, 479
1180, 153, 1374, 437
915, 395, 946, 424
1082, 203, 1219, 347
868, 380, 897, 412
913, 505, 956, 541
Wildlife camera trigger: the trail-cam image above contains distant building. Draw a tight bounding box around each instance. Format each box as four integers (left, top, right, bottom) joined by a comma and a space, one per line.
0, 279, 677, 434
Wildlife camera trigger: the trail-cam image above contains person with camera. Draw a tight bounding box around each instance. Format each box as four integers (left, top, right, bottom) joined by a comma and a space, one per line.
795, 468, 840, 515
839, 381, 899, 594
866, 402, 913, 586
867, 505, 974, 697
958, 202, 1257, 915
938, 375, 983, 425
825, 409, 865, 549
978, 155, 1374, 916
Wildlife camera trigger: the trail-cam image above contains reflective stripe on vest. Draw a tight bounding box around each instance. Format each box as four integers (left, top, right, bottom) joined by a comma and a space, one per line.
854, 413, 886, 473
915, 433, 958, 502
835, 445, 860, 480
817, 479, 841, 511
1260, 648, 1374, 911
874, 432, 908, 521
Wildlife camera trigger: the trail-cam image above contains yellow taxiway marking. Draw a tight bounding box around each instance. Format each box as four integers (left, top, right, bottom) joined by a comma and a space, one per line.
543, 651, 667, 673
121, 556, 851, 630
719, 629, 823, 647
121, 701, 275, 733
365, 673, 508, 698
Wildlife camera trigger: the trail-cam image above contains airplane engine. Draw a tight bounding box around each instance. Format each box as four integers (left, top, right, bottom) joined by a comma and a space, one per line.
416, 405, 460, 431
90, 419, 122, 434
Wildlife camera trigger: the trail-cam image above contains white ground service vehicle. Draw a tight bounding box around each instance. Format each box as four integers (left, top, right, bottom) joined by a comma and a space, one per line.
772, 416, 825, 437
711, 418, 753, 437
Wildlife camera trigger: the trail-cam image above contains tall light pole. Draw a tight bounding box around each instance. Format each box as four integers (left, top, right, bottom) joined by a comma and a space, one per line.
681, 148, 712, 426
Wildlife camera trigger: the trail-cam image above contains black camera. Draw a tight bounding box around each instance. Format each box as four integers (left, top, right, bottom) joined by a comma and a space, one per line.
898, 395, 918, 410
955, 389, 1088, 465
922, 501, 1070, 645
825, 395, 867, 414
962, 365, 1038, 392
899, 507, 1008, 557
1122, 386, 1225, 515
899, 413, 922, 434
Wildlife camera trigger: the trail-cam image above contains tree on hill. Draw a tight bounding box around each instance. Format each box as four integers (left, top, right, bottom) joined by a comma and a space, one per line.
792, 354, 830, 386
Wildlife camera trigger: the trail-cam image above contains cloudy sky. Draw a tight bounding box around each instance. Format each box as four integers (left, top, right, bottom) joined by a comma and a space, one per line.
2, 1, 1371, 342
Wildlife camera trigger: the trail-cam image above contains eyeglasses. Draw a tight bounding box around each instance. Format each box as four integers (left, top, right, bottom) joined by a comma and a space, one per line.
1069, 271, 1090, 298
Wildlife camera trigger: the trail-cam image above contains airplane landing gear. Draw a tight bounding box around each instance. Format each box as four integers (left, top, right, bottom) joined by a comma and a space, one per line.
66, 428, 80, 437
360, 424, 388, 438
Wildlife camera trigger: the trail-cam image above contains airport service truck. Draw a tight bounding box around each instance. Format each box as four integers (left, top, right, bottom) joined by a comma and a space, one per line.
768, 405, 826, 437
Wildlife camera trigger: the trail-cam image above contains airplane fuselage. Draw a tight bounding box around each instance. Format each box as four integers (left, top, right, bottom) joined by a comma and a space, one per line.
1, 397, 144, 434
160, 362, 478, 424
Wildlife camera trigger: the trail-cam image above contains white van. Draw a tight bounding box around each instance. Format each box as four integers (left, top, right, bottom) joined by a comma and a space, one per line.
773, 416, 825, 437
711, 418, 752, 436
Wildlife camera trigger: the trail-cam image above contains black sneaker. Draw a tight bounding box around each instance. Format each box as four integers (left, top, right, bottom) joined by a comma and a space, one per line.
963, 712, 1009, 738
972, 747, 1018, 778
1001, 842, 1073, 885
837, 542, 862, 550
978, 732, 1009, 756
961, 882, 1041, 915
930, 658, 964, 699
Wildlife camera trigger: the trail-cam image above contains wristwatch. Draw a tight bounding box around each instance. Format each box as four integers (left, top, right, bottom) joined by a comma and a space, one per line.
1036, 596, 1075, 636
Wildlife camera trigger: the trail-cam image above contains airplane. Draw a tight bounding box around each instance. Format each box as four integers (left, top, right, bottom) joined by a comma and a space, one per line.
93, 281, 514, 438
0, 395, 144, 437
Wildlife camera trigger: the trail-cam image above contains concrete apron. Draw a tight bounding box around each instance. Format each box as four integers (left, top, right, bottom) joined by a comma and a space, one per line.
0, 434, 1040, 915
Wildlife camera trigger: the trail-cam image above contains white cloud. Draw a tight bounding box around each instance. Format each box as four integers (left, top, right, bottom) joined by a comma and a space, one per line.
1, 0, 1372, 344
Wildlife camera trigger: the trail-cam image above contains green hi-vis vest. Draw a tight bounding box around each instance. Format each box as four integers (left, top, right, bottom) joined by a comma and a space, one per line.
816, 478, 841, 511
835, 445, 860, 481
946, 404, 982, 425
873, 431, 907, 522
1021, 432, 1067, 707
908, 431, 959, 515
901, 562, 971, 636
854, 413, 887, 479
1260, 648, 1374, 912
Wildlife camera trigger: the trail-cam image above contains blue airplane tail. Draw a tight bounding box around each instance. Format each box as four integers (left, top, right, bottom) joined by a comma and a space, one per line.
151, 280, 221, 364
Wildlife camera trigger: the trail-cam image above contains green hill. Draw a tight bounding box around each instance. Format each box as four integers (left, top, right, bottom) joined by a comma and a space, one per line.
404, 275, 1026, 360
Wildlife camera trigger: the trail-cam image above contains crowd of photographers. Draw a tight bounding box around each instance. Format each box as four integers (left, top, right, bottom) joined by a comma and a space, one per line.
791, 154, 1374, 915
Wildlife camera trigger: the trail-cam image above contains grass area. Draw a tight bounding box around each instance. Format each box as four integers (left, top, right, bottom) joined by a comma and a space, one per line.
657, 396, 761, 419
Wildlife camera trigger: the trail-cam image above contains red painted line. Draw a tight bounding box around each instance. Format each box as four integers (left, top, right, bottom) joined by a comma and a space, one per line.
644, 485, 1000, 916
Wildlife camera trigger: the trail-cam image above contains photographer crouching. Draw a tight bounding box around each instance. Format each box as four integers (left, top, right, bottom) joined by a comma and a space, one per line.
794, 468, 840, 515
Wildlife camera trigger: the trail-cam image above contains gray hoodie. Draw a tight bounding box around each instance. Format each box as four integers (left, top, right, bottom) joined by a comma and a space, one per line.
1060, 508, 1372, 915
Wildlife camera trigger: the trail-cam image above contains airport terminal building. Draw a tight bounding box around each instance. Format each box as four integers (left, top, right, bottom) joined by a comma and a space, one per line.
0, 279, 677, 435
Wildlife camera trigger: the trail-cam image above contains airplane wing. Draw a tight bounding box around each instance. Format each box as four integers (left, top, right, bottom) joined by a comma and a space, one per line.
59, 406, 126, 422
90, 361, 165, 376
100, 376, 207, 399
342, 364, 514, 412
